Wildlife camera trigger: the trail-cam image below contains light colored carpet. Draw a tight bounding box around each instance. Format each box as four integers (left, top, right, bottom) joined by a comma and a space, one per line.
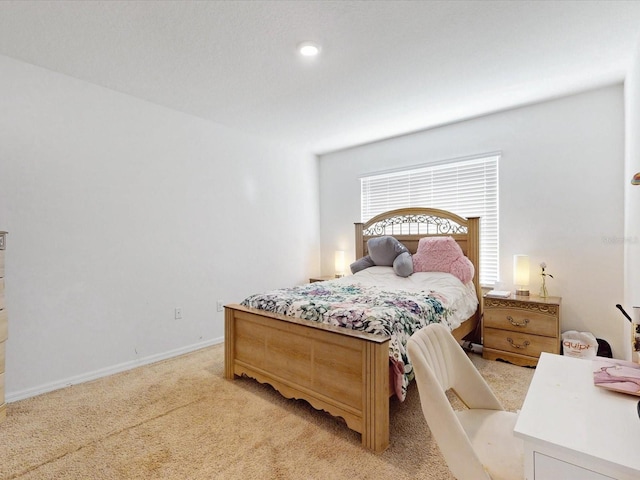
0, 343, 534, 479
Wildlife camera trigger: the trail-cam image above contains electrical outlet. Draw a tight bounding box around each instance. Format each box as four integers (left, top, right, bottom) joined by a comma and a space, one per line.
175, 307, 182, 320
217, 301, 223, 312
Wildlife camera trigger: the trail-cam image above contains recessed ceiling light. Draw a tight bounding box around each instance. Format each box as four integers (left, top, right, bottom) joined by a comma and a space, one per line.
298, 41, 321, 57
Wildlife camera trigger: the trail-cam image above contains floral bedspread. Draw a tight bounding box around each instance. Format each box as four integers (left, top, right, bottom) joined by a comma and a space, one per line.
241, 282, 455, 401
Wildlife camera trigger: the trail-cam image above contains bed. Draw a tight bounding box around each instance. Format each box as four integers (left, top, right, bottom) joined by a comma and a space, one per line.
224, 207, 481, 452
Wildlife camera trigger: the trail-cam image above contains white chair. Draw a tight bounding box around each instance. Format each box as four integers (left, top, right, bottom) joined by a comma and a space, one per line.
407, 323, 523, 480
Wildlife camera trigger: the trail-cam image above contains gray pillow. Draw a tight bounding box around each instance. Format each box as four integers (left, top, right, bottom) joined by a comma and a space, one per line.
350, 255, 375, 274
393, 251, 413, 277
367, 236, 409, 266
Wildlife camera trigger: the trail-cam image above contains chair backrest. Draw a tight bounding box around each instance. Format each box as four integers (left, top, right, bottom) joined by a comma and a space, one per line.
407, 323, 504, 480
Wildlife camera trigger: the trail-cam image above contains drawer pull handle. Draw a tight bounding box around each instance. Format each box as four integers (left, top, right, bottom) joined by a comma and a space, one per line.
507, 316, 529, 327
507, 337, 530, 349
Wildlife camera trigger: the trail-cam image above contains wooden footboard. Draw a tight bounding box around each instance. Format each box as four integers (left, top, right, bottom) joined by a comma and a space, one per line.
225, 304, 391, 452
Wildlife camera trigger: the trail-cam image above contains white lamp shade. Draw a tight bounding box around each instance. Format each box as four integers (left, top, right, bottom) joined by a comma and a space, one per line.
334, 251, 346, 277
513, 254, 530, 295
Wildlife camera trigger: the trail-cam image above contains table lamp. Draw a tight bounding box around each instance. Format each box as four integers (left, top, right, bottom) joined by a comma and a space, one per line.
334, 250, 346, 278
513, 254, 530, 296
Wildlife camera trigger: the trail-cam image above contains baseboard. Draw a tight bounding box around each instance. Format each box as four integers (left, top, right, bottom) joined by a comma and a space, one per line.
6, 336, 224, 403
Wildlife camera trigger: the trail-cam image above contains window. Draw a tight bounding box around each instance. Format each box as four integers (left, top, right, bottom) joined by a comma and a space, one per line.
361, 153, 499, 286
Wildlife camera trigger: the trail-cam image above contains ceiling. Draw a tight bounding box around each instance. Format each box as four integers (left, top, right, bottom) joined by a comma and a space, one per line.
1, 1, 640, 155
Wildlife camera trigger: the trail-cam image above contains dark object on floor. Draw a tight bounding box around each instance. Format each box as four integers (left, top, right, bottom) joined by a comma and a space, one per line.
596, 338, 613, 358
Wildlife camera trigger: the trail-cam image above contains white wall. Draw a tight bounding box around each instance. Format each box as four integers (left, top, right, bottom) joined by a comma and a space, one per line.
0, 55, 320, 400
624, 37, 640, 356
319, 86, 627, 357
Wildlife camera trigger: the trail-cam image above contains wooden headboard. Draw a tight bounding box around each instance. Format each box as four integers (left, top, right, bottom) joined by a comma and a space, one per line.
354, 207, 481, 310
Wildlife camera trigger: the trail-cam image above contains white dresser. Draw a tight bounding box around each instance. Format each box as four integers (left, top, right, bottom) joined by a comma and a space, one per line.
514, 353, 640, 479
0, 231, 7, 422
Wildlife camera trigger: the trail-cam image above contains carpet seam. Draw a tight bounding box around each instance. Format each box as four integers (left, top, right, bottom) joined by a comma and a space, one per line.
7, 396, 206, 479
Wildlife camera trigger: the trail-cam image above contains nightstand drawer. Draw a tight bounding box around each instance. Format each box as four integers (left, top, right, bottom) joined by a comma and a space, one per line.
484, 327, 559, 358
0, 341, 4, 372
484, 307, 557, 337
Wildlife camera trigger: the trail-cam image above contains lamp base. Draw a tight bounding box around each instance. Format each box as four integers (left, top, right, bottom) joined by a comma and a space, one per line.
515, 288, 530, 297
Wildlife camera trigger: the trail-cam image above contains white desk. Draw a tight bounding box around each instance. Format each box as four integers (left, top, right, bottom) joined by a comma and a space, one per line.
514, 353, 640, 479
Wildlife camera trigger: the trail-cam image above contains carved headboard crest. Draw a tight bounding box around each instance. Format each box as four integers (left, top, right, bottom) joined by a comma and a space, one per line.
362, 213, 467, 236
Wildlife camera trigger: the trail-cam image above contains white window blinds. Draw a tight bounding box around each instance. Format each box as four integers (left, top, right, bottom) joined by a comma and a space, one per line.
361, 154, 499, 286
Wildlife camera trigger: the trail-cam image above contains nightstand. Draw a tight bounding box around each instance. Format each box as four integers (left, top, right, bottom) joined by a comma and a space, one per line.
482, 294, 561, 367
309, 275, 337, 283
